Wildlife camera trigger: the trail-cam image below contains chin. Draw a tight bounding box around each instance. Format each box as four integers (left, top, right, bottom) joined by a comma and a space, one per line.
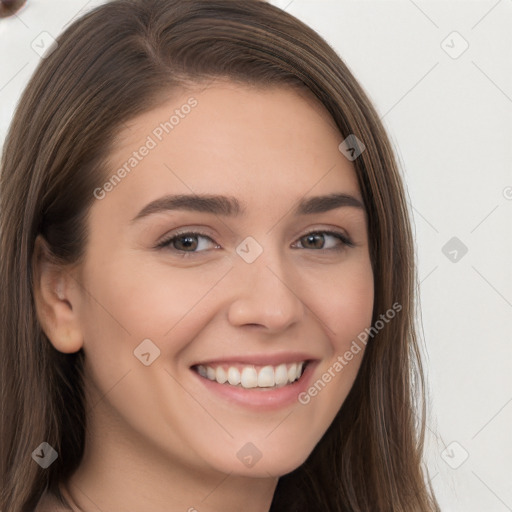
207, 444, 314, 478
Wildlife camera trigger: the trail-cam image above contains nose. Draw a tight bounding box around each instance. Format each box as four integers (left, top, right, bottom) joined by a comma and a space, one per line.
226, 247, 306, 333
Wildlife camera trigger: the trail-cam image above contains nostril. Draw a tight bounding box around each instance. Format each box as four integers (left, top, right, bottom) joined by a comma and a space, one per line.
0, 0, 27, 18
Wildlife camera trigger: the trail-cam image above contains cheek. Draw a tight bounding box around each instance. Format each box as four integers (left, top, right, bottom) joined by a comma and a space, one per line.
74, 255, 238, 457
78, 253, 234, 358
295, 257, 373, 417
304, 256, 374, 346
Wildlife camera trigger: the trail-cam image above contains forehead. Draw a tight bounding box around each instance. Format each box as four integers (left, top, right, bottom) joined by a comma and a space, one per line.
97, 81, 361, 220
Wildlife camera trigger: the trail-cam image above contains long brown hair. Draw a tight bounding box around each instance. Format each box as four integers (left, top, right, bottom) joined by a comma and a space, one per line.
0, 1, 439, 510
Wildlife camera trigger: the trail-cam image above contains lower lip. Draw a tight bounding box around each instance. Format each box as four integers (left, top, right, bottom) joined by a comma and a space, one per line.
191, 361, 318, 411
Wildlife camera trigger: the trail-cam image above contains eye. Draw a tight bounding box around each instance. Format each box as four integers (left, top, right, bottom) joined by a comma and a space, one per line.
156, 228, 354, 256
293, 230, 354, 251
156, 231, 219, 255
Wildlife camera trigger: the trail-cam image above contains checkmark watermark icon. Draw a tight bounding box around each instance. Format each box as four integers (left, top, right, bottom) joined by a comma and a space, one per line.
442, 236, 468, 263
134, 338, 161, 366
441, 441, 469, 469
31, 32, 58, 59
236, 236, 263, 263
441, 31, 469, 59
338, 134, 366, 161
236, 442, 263, 468
31, 442, 58, 469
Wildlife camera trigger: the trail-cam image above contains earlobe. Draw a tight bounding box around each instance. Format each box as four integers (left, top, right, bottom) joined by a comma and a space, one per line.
32, 235, 84, 354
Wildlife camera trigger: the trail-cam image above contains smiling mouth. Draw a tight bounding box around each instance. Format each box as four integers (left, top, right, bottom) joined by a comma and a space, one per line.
192, 361, 309, 390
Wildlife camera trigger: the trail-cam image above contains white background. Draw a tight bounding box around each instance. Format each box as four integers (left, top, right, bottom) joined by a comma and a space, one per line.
1, 1, 511, 510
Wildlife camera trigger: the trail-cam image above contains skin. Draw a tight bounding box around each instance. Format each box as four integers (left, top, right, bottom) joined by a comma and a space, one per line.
34, 81, 374, 512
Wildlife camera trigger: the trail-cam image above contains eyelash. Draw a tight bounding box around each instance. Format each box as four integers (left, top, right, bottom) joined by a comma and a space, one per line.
156, 229, 355, 256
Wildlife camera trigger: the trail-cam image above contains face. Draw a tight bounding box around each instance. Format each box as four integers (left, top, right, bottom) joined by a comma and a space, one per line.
69, 82, 374, 478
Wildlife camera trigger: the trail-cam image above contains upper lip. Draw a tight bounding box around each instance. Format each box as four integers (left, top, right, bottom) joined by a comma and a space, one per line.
190, 352, 318, 368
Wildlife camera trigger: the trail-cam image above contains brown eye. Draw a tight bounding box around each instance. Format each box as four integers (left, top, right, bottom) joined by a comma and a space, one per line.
157, 231, 219, 255
0, 0, 27, 18
295, 230, 354, 251
173, 234, 199, 252
301, 233, 325, 249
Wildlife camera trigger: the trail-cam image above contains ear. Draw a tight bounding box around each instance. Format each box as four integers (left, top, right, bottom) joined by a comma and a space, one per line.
32, 235, 84, 353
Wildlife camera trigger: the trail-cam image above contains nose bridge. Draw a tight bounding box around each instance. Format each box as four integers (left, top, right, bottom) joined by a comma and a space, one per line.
226, 237, 305, 330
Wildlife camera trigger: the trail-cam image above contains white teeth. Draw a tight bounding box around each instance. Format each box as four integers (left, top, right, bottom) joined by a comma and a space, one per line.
288, 363, 297, 382
206, 366, 216, 380
240, 367, 258, 388
227, 366, 241, 386
274, 364, 288, 386
196, 361, 307, 389
216, 366, 227, 384
257, 365, 275, 387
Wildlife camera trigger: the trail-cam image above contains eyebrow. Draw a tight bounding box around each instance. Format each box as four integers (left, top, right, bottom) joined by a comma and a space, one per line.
130, 192, 365, 223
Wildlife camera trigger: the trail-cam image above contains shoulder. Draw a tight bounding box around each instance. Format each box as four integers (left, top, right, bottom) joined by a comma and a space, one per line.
33, 490, 72, 512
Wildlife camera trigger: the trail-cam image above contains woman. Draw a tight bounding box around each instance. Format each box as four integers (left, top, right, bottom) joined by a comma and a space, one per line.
0, 0, 439, 510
